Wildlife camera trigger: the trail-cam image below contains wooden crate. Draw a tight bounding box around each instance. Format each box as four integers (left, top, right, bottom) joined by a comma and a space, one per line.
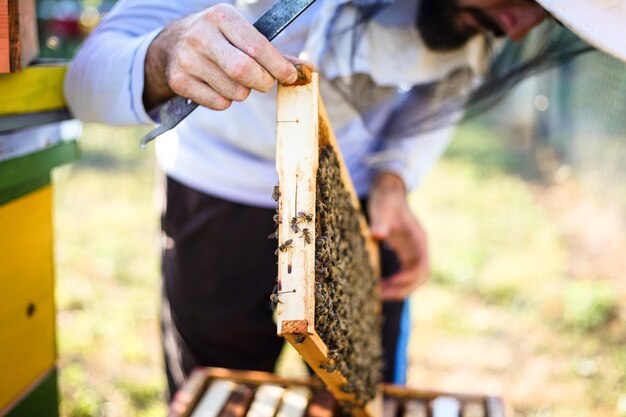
275, 72, 382, 416
169, 368, 507, 417
0, 0, 38, 73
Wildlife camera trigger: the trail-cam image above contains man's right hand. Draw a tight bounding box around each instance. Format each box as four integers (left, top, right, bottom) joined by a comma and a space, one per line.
143, 3, 307, 111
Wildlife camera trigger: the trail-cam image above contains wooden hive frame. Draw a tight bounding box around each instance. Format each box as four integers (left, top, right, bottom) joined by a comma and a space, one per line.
168, 368, 327, 417
275, 72, 382, 417
168, 367, 509, 417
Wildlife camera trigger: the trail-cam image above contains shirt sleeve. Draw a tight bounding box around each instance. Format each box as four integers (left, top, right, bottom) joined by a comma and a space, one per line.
64, 0, 229, 125
367, 126, 455, 191
366, 82, 459, 191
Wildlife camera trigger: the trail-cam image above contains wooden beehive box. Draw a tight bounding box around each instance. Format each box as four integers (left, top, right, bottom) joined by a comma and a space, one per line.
0, 0, 38, 73
0, 64, 78, 417
274, 72, 382, 417
168, 367, 508, 417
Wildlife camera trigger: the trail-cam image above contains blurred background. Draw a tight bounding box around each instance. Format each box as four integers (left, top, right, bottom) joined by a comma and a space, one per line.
42, 1, 626, 416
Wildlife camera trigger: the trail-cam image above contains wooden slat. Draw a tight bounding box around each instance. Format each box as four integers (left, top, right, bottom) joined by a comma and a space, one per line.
190, 380, 237, 417
382, 385, 488, 403
218, 385, 255, 417
0, 186, 55, 410
383, 398, 399, 417
13, 0, 38, 71
246, 385, 285, 417
275, 73, 319, 334
463, 402, 486, 417
169, 368, 506, 417
0, 0, 37, 73
0, 0, 9, 73
169, 369, 211, 417
208, 368, 320, 389
283, 329, 351, 403
0, 65, 67, 115
484, 397, 506, 417
402, 400, 427, 417
276, 388, 311, 417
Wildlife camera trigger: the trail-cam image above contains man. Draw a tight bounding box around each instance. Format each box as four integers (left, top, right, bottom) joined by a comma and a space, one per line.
63, 0, 556, 399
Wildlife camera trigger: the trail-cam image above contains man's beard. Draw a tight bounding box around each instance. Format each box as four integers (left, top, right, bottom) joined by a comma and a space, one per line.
417, 0, 506, 51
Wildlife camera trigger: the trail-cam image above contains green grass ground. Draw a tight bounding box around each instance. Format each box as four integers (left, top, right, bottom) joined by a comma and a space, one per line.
53, 123, 626, 417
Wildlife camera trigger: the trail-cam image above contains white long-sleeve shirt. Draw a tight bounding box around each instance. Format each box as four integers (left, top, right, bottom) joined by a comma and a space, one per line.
65, 0, 459, 208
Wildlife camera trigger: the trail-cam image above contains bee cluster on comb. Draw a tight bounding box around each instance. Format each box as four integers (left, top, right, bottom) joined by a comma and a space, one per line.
314, 145, 383, 409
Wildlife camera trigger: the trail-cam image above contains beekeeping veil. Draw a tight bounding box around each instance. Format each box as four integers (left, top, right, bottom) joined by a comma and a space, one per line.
535, 0, 626, 64
302, 0, 599, 139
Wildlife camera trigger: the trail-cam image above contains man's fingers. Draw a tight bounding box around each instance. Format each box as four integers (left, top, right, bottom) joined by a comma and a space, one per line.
192, 25, 276, 93
380, 268, 426, 301
371, 222, 391, 240
380, 277, 415, 301
369, 199, 395, 240
167, 73, 232, 111
285, 55, 315, 71
379, 216, 429, 301
179, 50, 251, 102
211, 4, 298, 85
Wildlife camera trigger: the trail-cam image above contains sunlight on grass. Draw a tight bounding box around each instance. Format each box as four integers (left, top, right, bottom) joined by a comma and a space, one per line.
54, 124, 165, 417
408, 123, 626, 417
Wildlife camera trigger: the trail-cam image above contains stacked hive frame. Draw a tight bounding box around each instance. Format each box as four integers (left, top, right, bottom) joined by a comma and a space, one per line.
168, 368, 507, 417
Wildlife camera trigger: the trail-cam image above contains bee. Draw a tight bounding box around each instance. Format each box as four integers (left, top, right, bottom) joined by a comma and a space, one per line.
267, 231, 278, 240
294, 334, 306, 344
278, 239, 293, 253
315, 266, 329, 278
270, 291, 281, 305
290, 216, 300, 233
272, 185, 280, 202
270, 287, 296, 305
316, 243, 331, 259
340, 384, 355, 394
273, 213, 280, 224
297, 211, 313, 223
299, 228, 312, 244
319, 361, 337, 373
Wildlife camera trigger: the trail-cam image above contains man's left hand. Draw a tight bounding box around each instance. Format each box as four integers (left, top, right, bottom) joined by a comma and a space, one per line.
368, 172, 429, 301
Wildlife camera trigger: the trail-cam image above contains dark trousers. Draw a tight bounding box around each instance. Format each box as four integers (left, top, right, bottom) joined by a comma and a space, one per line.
161, 177, 406, 399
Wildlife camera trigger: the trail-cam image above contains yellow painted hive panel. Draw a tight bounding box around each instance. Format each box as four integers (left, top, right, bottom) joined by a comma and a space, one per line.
0, 186, 56, 410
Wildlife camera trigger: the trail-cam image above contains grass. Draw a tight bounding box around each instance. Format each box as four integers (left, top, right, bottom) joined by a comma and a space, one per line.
53, 122, 626, 416
54, 124, 165, 417
408, 123, 626, 417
